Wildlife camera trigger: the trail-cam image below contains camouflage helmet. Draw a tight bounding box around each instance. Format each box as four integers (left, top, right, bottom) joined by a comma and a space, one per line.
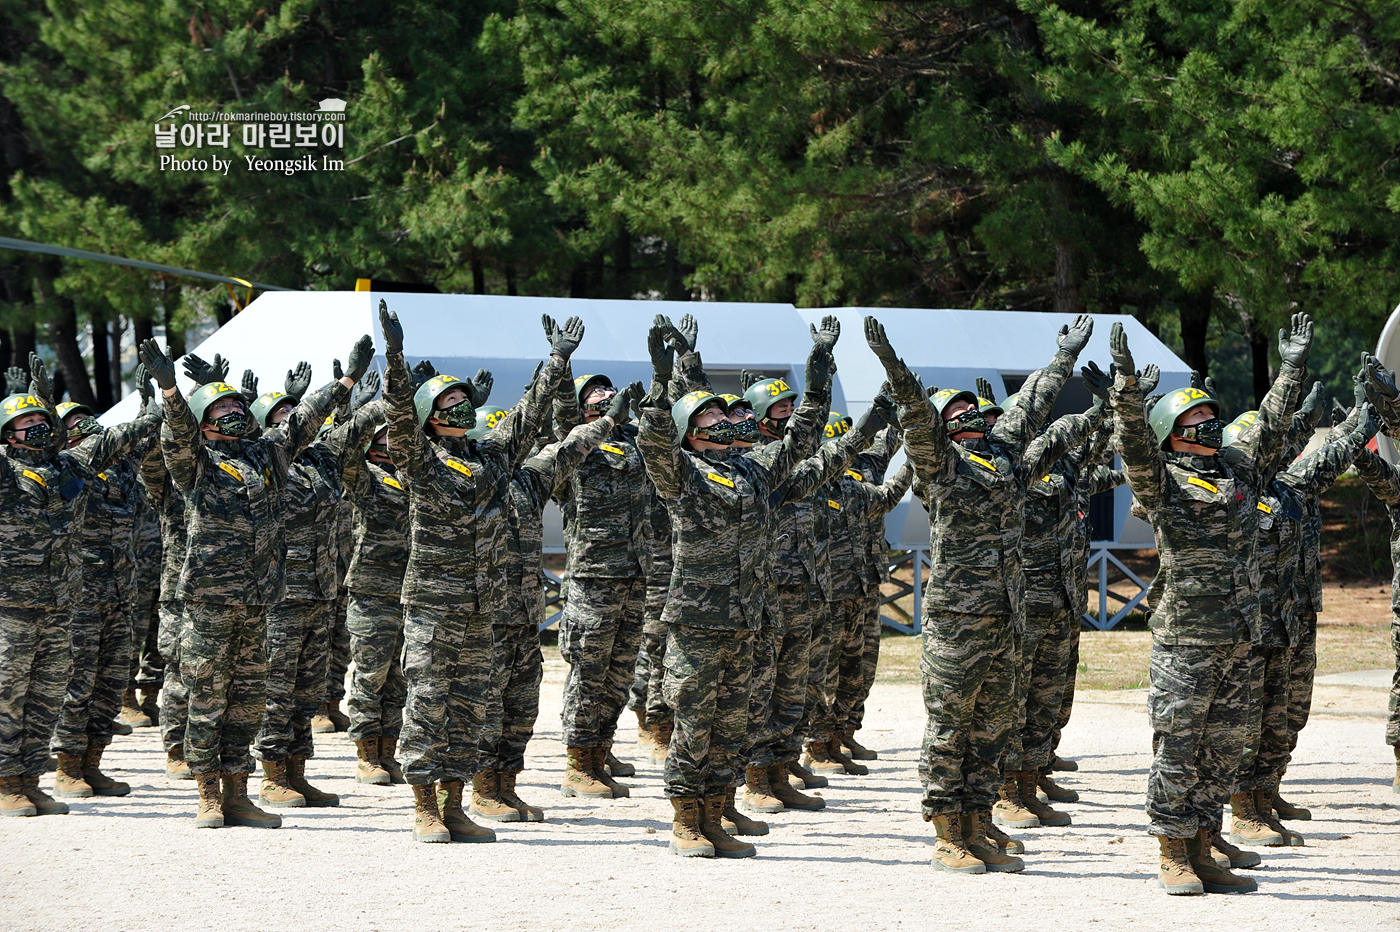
1001, 391, 1020, 411
1223, 410, 1259, 447
977, 396, 1004, 417
317, 413, 336, 440
1149, 386, 1220, 447
574, 374, 614, 409
0, 393, 54, 435
743, 377, 798, 421
672, 389, 725, 436
187, 381, 248, 424
466, 405, 510, 441
56, 401, 100, 441
55, 401, 95, 422
823, 411, 853, 444
413, 373, 472, 428
719, 393, 752, 415
929, 388, 979, 419
250, 390, 296, 428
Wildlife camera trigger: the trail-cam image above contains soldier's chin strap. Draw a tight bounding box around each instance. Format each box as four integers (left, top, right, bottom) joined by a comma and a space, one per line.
759, 415, 788, 438
1172, 418, 1224, 449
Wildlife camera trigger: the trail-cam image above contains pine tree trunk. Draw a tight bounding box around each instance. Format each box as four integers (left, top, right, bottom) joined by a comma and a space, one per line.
36, 271, 97, 408
92, 317, 114, 411
1177, 290, 1212, 376
1240, 311, 1270, 408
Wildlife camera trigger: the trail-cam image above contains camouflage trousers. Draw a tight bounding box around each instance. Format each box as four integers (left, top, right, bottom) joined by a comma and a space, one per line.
398, 603, 496, 786
1146, 639, 1252, 838
918, 611, 1017, 818
662, 625, 755, 799
743, 619, 779, 767
253, 598, 333, 762
1388, 613, 1400, 748
129, 586, 162, 690
1282, 609, 1318, 762
809, 596, 865, 744
157, 600, 188, 753
558, 576, 644, 748
325, 584, 351, 707
0, 607, 72, 777
1235, 642, 1291, 791
180, 601, 268, 776
846, 593, 884, 732
752, 585, 820, 768
626, 580, 672, 727
480, 621, 543, 773
1005, 606, 1076, 773
346, 591, 406, 742
52, 602, 131, 756
1051, 610, 1083, 757
801, 599, 835, 744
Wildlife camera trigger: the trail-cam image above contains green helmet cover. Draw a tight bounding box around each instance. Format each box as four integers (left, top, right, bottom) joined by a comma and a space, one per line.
55, 401, 95, 421
743, 377, 798, 421
466, 405, 510, 441
1001, 391, 1020, 411
188, 381, 248, 424
672, 389, 724, 436
929, 389, 979, 419
1223, 410, 1258, 448
823, 411, 853, 444
1149, 387, 1221, 447
574, 374, 614, 409
251, 390, 296, 428
414, 374, 472, 428
1, 393, 54, 434
977, 396, 1004, 417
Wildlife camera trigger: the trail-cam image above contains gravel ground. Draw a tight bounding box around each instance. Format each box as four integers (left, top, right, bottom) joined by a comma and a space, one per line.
3, 680, 1397, 932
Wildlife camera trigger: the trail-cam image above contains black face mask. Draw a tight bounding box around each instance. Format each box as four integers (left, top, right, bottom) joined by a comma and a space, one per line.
1174, 418, 1224, 450
435, 400, 477, 430
210, 411, 253, 438
12, 421, 54, 448
689, 419, 737, 446
760, 415, 790, 438
583, 389, 616, 414
731, 418, 761, 443
945, 411, 989, 436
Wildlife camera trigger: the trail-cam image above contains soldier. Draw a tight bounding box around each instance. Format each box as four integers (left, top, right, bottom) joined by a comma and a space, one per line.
379, 301, 579, 843
1106, 315, 1312, 895
126, 475, 165, 730
864, 313, 1093, 875
138, 332, 372, 830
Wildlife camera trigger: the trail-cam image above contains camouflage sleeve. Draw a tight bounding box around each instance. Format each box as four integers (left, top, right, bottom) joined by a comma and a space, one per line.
70, 410, 161, 475
545, 416, 613, 498
1086, 465, 1126, 496
1023, 411, 1093, 480
1353, 446, 1400, 506
990, 349, 1075, 454
492, 354, 567, 466
340, 442, 371, 503
1110, 371, 1166, 513
271, 379, 351, 463
552, 359, 581, 441
1323, 405, 1360, 445
1278, 429, 1363, 500
1235, 363, 1304, 479
638, 406, 686, 501
760, 384, 830, 488
867, 460, 914, 515
862, 425, 902, 476
161, 389, 204, 493
779, 426, 871, 505
136, 429, 169, 508
385, 349, 432, 483
673, 351, 713, 394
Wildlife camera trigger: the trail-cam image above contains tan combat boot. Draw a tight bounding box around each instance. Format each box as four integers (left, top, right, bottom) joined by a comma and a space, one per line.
380, 737, 407, 784
603, 742, 635, 778
118, 688, 152, 728
701, 794, 757, 858
1253, 788, 1304, 846
993, 774, 1038, 829
1037, 772, 1079, 803
1017, 770, 1070, 826
165, 745, 192, 780
840, 727, 878, 761
634, 708, 656, 756
1188, 828, 1258, 893
591, 746, 631, 798
222, 771, 282, 828
668, 797, 715, 858
498, 770, 545, 822
562, 747, 612, 799
767, 763, 826, 811
649, 719, 673, 764
929, 813, 986, 874
437, 779, 496, 843
824, 737, 869, 776
787, 758, 828, 789
193, 773, 223, 828
1050, 754, 1077, 771
1229, 791, 1285, 847
355, 737, 390, 785
1210, 831, 1260, 869
804, 740, 844, 775
411, 783, 450, 843
1271, 768, 1310, 820
21, 774, 68, 815
258, 760, 306, 808
1154, 834, 1203, 895
288, 756, 340, 807
53, 752, 93, 798
0, 774, 37, 817
741, 765, 785, 814
138, 685, 160, 724
965, 808, 1023, 854
721, 786, 768, 836
959, 812, 1025, 872
470, 771, 521, 822
326, 704, 350, 732
81, 745, 130, 797
311, 702, 335, 734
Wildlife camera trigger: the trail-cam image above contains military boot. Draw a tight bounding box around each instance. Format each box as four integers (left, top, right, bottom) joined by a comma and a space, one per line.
722, 786, 768, 836
288, 756, 340, 807
1210, 831, 1261, 869
222, 771, 282, 828
767, 763, 826, 811
1154, 835, 1203, 895
668, 797, 715, 858
380, 737, 407, 784
411, 783, 450, 843
1253, 788, 1304, 846
355, 737, 390, 785
21, 774, 68, 815
0, 775, 37, 817
118, 688, 152, 728
1229, 791, 1285, 847
701, 794, 757, 858
138, 685, 160, 724
193, 773, 223, 829
1016, 770, 1070, 826
470, 771, 520, 822
1037, 772, 1080, 803
53, 752, 93, 798
960, 812, 1025, 872
603, 742, 636, 778
1188, 829, 1257, 893
824, 738, 869, 776
326, 704, 350, 732
841, 727, 879, 761
498, 770, 545, 822
992, 775, 1039, 829
649, 719, 674, 765
437, 779, 496, 842
929, 813, 986, 873
258, 760, 306, 807
959, 808, 1024, 854
1271, 767, 1310, 820
1050, 754, 1077, 772
562, 747, 612, 799
80, 745, 130, 797
1393, 747, 1400, 795
591, 746, 631, 798
111, 718, 132, 736
166, 744, 192, 780
741, 765, 785, 814
804, 740, 844, 775
787, 758, 828, 789
311, 702, 335, 734
634, 708, 656, 756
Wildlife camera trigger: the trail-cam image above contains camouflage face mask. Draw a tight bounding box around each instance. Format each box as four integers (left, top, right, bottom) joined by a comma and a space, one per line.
945, 410, 989, 436
1174, 418, 1224, 449
14, 421, 54, 447
582, 388, 616, 414
435, 399, 477, 430
75, 415, 101, 437
760, 414, 790, 437
731, 417, 761, 443
210, 411, 253, 438
689, 419, 738, 446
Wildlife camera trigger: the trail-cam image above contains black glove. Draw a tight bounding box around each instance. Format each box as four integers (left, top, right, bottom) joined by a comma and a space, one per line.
739, 369, 759, 391
345, 334, 375, 383
976, 376, 996, 404
137, 341, 177, 391
286, 361, 312, 399
411, 359, 438, 390
545, 315, 585, 359
26, 352, 52, 403
379, 300, 403, 355
1081, 361, 1111, 401
1332, 397, 1350, 424
352, 369, 380, 410
333, 359, 344, 382
1356, 403, 1380, 444
805, 345, 833, 396
135, 362, 154, 405
1278, 312, 1313, 369
524, 360, 544, 394
870, 383, 900, 429
648, 316, 675, 377
1363, 352, 1398, 402
241, 369, 259, 398
1108, 322, 1135, 376
810, 314, 840, 352
864, 316, 899, 367
1057, 314, 1093, 357
1298, 381, 1324, 428
606, 381, 643, 422
181, 353, 229, 386
4, 366, 28, 396
1138, 364, 1160, 396
853, 400, 888, 439
470, 369, 493, 407
674, 313, 698, 354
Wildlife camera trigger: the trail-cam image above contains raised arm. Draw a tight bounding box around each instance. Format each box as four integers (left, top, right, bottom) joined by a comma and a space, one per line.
867, 460, 914, 515
1105, 323, 1166, 513
491, 316, 583, 464
638, 405, 686, 501
1280, 405, 1374, 500
990, 314, 1093, 454
1233, 313, 1311, 476
381, 303, 433, 482
864, 317, 957, 487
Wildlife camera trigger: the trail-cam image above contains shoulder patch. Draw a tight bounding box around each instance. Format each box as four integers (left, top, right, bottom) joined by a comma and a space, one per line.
1186, 476, 1218, 494
447, 459, 473, 478
218, 462, 244, 482
967, 453, 997, 472
22, 468, 47, 488
706, 472, 735, 488
599, 443, 625, 456
382, 476, 403, 491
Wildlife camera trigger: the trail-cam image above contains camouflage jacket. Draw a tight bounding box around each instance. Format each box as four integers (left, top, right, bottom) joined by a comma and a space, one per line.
0, 398, 157, 609
853, 426, 903, 584
280, 437, 347, 602
339, 400, 409, 599
387, 350, 563, 611
825, 460, 916, 601
72, 449, 145, 606
1112, 364, 1302, 644
1344, 435, 1400, 614
895, 350, 1076, 620
335, 495, 355, 588
132, 472, 163, 595
163, 380, 347, 606
138, 433, 187, 604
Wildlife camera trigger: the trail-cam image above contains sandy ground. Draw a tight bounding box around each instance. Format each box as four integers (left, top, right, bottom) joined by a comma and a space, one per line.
3, 674, 1397, 932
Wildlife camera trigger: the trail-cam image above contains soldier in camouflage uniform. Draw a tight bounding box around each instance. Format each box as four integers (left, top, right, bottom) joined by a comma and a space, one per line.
313, 494, 356, 734
139, 334, 370, 830
1107, 315, 1312, 895
865, 313, 1093, 875
379, 301, 578, 843
126, 478, 165, 729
